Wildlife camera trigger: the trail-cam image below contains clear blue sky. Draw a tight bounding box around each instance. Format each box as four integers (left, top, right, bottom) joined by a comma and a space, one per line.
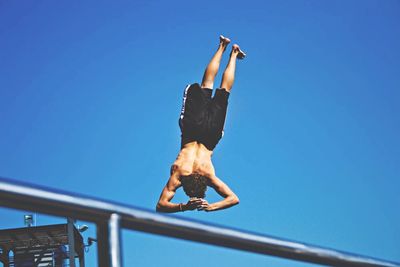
0, 1, 399, 266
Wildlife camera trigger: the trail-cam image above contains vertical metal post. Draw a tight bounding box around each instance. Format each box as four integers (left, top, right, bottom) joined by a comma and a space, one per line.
97, 220, 109, 267
67, 218, 76, 267
79, 255, 85, 267
97, 213, 122, 267
109, 213, 122, 267
77, 230, 86, 267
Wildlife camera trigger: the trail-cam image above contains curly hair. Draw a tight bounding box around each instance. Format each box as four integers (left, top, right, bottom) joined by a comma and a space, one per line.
180, 173, 208, 198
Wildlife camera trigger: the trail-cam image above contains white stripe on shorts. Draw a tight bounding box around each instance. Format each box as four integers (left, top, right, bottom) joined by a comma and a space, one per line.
180, 84, 191, 120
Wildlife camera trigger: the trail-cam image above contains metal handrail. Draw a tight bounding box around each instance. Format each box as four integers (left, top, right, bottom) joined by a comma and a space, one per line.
0, 176, 399, 267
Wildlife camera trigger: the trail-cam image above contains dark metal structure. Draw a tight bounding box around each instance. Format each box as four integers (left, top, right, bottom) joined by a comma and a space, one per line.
0, 222, 84, 266
0, 176, 399, 267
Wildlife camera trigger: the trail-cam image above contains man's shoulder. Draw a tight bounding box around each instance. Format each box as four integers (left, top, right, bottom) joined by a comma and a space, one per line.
170, 162, 193, 177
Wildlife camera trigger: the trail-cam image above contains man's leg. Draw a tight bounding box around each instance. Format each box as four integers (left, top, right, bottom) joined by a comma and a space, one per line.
220, 44, 246, 92
201, 35, 231, 89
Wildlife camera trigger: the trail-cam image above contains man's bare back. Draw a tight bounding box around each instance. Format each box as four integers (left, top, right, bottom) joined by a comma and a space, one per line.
156, 35, 245, 213
173, 142, 215, 177
157, 141, 239, 212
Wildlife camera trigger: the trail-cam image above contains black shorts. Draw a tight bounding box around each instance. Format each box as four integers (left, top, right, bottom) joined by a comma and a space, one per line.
179, 83, 230, 151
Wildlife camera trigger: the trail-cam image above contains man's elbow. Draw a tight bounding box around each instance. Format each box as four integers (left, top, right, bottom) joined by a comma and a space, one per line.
156, 202, 166, 212
231, 195, 240, 206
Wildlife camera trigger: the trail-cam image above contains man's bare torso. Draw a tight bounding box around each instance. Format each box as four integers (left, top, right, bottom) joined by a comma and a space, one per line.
172, 141, 215, 177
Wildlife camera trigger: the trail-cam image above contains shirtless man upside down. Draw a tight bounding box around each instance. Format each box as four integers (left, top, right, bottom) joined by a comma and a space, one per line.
156, 35, 246, 213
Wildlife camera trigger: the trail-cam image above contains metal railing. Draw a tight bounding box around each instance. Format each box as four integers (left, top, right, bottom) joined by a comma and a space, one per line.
0, 176, 399, 267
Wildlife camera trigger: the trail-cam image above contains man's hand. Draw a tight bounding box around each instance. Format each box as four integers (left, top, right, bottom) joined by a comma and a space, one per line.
197, 199, 213, 212
184, 198, 203, 211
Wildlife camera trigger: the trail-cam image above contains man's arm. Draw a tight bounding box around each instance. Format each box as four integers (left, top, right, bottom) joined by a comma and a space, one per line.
198, 175, 239, 212
156, 172, 202, 213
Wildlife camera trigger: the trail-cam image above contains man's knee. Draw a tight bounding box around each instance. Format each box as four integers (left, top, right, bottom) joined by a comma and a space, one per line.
201, 80, 214, 89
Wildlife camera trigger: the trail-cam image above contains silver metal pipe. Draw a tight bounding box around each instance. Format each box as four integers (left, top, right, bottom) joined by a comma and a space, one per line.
97, 215, 122, 267
0, 176, 399, 267
67, 218, 76, 267
109, 213, 122, 267
97, 221, 110, 267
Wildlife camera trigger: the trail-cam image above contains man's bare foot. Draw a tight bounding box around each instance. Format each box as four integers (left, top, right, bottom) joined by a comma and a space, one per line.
220, 35, 231, 50
232, 44, 246, 59
220, 35, 231, 45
